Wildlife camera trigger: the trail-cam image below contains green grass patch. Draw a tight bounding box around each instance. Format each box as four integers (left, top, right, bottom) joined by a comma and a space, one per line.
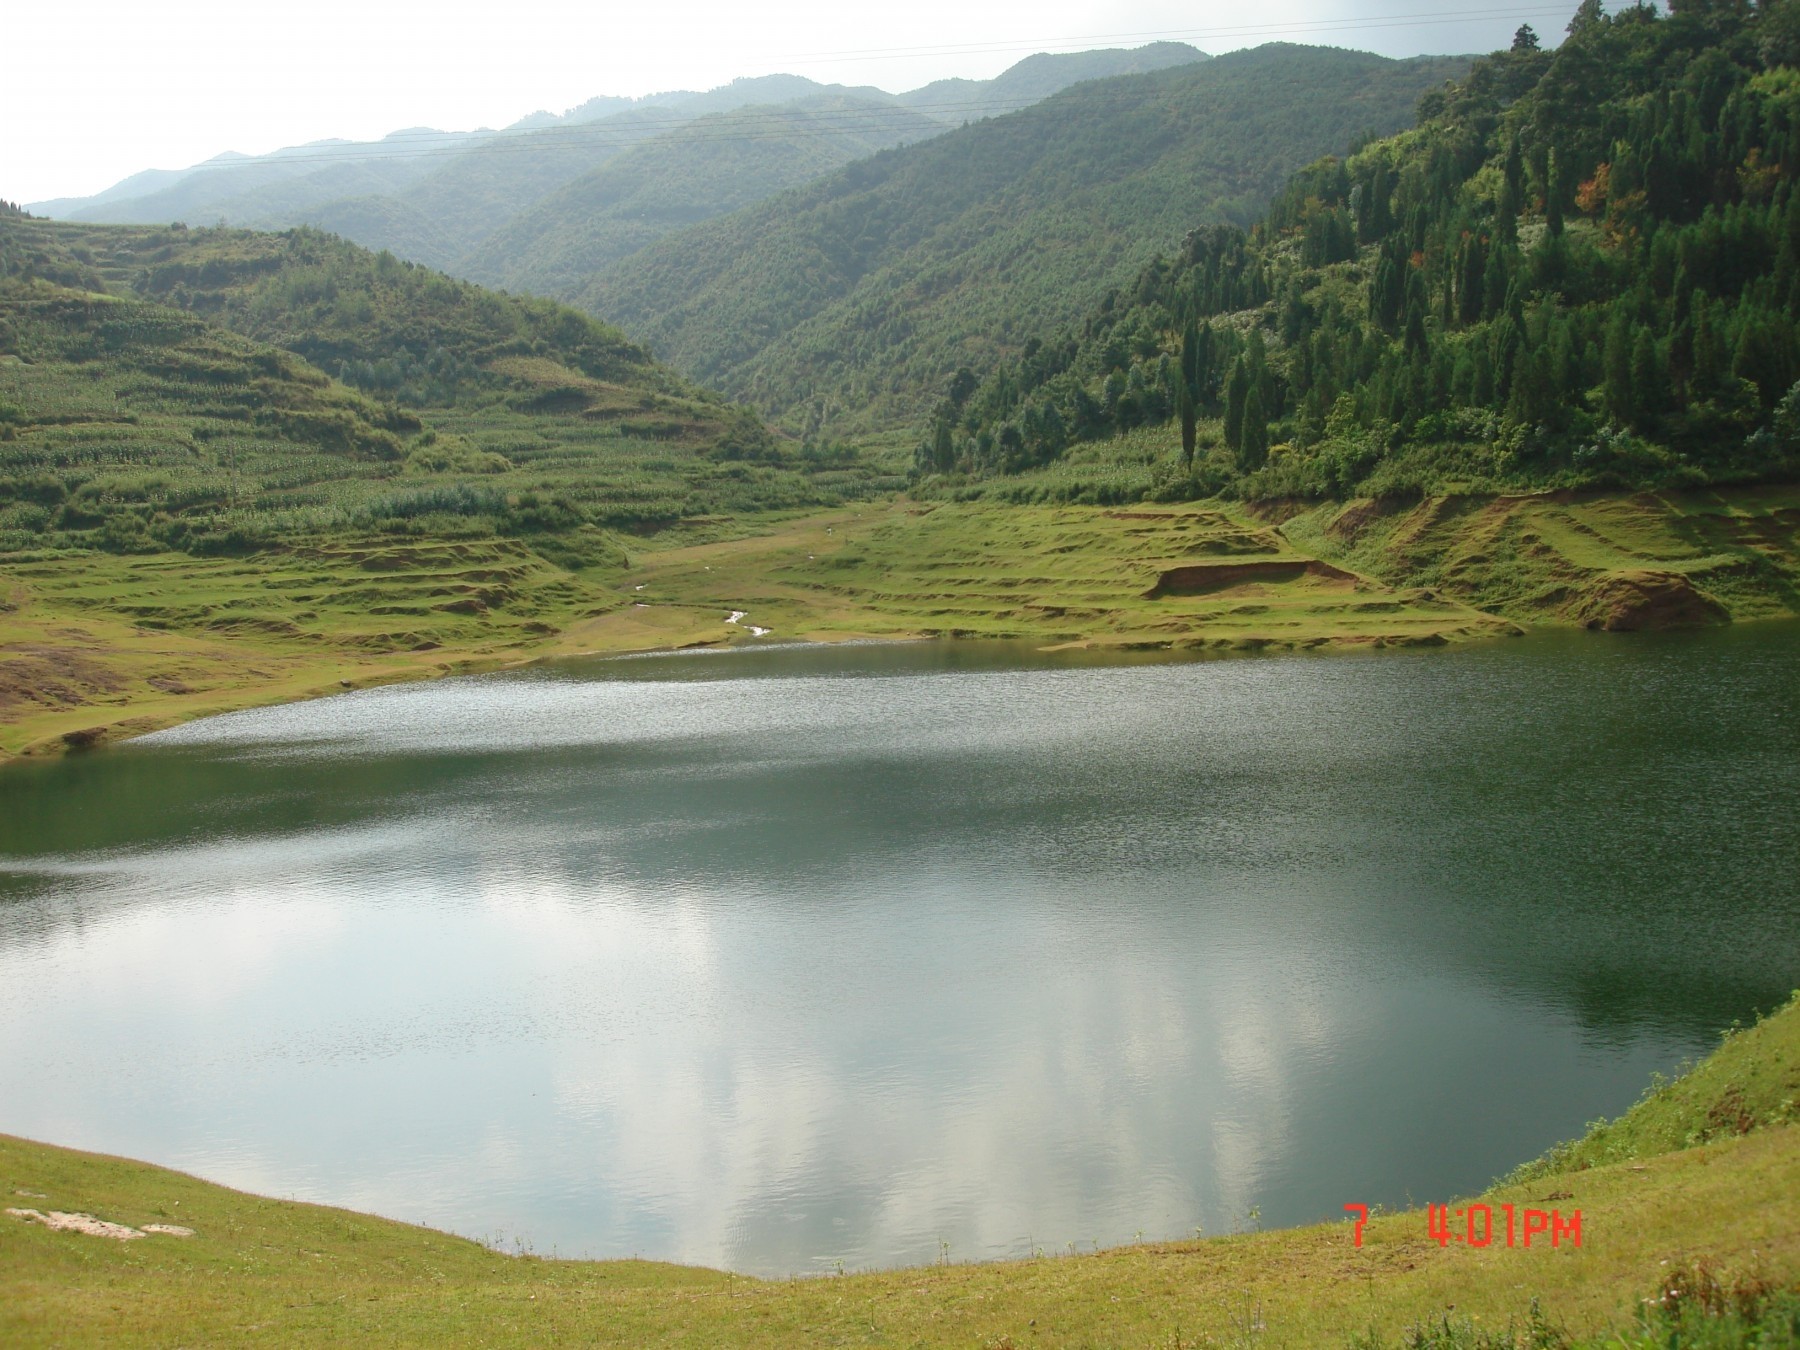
604, 496, 1519, 654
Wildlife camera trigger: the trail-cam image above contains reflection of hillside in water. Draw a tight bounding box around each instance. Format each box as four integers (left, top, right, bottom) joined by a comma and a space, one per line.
0, 626, 1795, 1272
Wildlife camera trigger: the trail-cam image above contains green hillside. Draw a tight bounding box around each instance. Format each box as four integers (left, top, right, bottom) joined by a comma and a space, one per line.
0, 212, 915, 546
932, 2, 1800, 504
459, 96, 948, 298
28, 220, 687, 403
0, 214, 912, 704
580, 44, 1466, 436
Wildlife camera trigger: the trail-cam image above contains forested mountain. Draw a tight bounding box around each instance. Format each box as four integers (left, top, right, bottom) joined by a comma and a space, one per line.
460, 45, 1214, 306
31, 46, 1208, 284
894, 42, 1208, 122
295, 107, 713, 270
297, 76, 943, 270
30, 80, 860, 231
459, 97, 948, 298
579, 45, 1467, 436
930, 1, 1800, 501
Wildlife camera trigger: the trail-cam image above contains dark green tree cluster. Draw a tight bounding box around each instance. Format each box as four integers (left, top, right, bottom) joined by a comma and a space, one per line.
923, 0, 1800, 497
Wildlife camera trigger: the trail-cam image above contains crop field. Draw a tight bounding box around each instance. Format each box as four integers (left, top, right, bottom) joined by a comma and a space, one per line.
0, 536, 618, 756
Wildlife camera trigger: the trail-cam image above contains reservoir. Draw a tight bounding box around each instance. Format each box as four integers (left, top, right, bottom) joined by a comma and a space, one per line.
1, 626, 1796, 1275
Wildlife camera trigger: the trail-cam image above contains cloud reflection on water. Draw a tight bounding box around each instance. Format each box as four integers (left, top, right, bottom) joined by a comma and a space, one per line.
1, 631, 1795, 1272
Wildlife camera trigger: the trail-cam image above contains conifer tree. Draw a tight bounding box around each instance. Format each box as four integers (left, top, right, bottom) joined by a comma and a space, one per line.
1603, 309, 1636, 426
1240, 387, 1269, 470
1224, 358, 1249, 453
1178, 317, 1201, 466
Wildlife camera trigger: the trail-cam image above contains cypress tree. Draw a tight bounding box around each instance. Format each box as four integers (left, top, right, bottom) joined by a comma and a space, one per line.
1403, 269, 1431, 356
1549, 321, 1579, 415
1546, 150, 1567, 237
1692, 295, 1726, 401
1733, 313, 1789, 409
1631, 329, 1664, 428
1240, 387, 1269, 470
1371, 250, 1405, 333
1483, 246, 1511, 319
1457, 234, 1485, 326
1224, 358, 1249, 453
1472, 341, 1496, 406
1176, 318, 1201, 468
1603, 308, 1636, 425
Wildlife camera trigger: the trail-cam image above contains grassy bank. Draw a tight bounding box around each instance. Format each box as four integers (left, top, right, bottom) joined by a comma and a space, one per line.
1285, 487, 1800, 631
6, 485, 1800, 759
4, 998, 1796, 1347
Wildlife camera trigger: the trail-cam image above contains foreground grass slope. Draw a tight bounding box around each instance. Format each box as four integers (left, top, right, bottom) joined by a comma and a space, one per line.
586, 481, 1800, 650
3, 998, 1795, 1347
0, 537, 610, 756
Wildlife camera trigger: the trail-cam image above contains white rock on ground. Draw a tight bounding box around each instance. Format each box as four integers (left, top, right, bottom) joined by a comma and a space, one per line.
6, 1207, 194, 1240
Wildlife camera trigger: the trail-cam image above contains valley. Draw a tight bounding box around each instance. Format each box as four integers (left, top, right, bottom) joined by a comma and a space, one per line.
4, 4, 1800, 1344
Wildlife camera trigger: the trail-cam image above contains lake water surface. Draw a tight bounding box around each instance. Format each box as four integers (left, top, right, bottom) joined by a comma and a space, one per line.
2, 628, 1796, 1274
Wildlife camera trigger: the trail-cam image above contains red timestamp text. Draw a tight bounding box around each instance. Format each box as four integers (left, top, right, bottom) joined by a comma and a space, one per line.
1343, 1202, 1582, 1249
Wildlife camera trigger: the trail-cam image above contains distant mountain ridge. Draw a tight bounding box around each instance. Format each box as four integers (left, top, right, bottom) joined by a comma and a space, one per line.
895, 41, 1208, 122
576, 44, 1468, 435
456, 96, 950, 298
27, 43, 1209, 278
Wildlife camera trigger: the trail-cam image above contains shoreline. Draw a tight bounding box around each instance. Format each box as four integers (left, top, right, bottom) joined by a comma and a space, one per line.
3, 996, 1795, 1344
6, 486, 1796, 765
0, 614, 1532, 765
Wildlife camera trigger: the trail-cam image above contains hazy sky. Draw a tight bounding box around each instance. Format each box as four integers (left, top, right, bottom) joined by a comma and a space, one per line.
4, 0, 1574, 205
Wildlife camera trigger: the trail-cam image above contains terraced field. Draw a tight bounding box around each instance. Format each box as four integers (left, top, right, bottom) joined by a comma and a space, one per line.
1288, 488, 1800, 630
599, 501, 1516, 652
7, 489, 1799, 759
0, 538, 616, 756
